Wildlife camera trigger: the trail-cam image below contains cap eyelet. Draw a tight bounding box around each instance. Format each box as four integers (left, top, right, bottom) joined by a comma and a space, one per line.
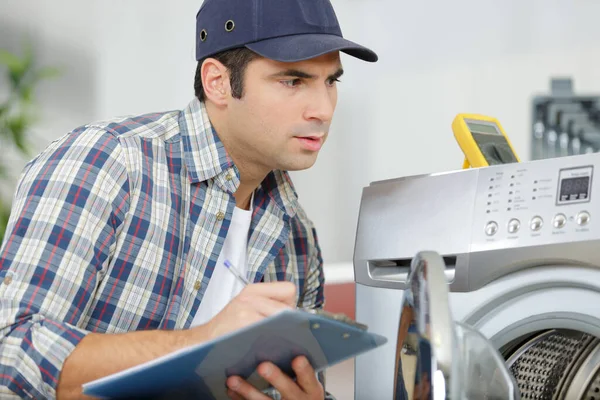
200, 29, 208, 42
225, 20, 235, 32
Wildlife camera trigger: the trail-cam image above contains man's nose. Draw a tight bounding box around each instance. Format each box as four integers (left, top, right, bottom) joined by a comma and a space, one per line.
304, 87, 335, 124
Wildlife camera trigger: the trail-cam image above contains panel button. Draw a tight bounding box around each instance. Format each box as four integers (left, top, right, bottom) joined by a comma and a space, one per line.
553, 213, 566, 229
530, 216, 543, 231
577, 211, 590, 226
485, 221, 498, 236
507, 218, 520, 234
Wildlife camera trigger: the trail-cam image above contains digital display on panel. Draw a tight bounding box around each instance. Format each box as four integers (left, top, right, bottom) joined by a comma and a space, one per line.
559, 176, 590, 202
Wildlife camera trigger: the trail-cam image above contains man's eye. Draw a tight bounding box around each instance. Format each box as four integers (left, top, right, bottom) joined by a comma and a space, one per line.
282, 79, 302, 87
327, 78, 341, 86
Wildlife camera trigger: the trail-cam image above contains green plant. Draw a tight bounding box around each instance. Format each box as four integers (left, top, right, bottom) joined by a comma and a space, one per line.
0, 41, 62, 244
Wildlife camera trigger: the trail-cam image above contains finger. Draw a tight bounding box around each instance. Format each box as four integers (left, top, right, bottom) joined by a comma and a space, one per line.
292, 356, 323, 396
244, 295, 295, 317
257, 362, 304, 399
227, 388, 244, 400
222, 306, 265, 330
241, 281, 297, 305
227, 376, 271, 400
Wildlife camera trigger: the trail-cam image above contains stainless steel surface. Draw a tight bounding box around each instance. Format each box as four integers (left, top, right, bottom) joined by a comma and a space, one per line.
506, 330, 595, 399
504, 330, 557, 369
566, 340, 600, 400
354, 152, 600, 399
388, 251, 518, 399
553, 213, 566, 228
582, 369, 600, 400
355, 284, 402, 399
508, 218, 521, 234
393, 251, 456, 399
530, 215, 543, 231
578, 211, 591, 226
486, 221, 499, 236
355, 152, 600, 293
355, 267, 600, 399
353, 169, 477, 291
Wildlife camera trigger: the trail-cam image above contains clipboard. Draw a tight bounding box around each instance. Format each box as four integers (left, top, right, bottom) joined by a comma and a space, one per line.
82, 309, 387, 399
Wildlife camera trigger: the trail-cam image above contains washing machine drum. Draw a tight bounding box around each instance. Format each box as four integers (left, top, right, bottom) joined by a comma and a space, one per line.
504, 330, 600, 399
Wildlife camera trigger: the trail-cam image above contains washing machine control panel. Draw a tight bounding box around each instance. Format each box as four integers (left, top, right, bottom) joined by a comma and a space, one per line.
471, 154, 596, 251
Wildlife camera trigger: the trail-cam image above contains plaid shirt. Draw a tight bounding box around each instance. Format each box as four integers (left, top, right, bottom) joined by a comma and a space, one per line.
0, 98, 326, 399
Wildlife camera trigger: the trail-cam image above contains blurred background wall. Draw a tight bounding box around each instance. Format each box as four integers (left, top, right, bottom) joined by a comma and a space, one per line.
3, 0, 600, 280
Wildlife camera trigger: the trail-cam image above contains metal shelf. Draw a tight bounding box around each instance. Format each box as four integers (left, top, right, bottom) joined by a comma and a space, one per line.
531, 78, 600, 160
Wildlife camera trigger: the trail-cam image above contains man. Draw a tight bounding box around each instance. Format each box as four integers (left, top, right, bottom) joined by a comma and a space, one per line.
0, 0, 377, 398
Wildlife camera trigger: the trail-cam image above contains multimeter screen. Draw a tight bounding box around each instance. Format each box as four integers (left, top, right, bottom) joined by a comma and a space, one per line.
466, 121, 501, 135
466, 120, 518, 165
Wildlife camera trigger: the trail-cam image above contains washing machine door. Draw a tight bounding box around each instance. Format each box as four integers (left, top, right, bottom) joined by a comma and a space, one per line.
393, 251, 518, 399
450, 264, 600, 399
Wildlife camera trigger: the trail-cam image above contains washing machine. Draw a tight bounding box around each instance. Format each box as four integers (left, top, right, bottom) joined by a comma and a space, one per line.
353, 152, 600, 399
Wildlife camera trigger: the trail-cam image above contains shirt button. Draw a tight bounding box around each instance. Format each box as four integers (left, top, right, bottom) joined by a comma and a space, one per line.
194, 280, 201, 291
3, 276, 12, 285
216, 211, 225, 221
225, 173, 233, 181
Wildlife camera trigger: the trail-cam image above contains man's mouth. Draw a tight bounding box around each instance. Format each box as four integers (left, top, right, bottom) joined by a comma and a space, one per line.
295, 136, 324, 152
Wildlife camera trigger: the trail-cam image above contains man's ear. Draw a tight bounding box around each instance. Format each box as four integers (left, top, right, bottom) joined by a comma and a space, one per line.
201, 58, 230, 106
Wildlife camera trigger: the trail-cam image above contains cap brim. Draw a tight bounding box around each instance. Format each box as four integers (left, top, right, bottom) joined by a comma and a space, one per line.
245, 33, 378, 63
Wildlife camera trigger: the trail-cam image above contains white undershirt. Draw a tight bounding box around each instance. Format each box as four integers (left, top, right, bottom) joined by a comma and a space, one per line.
191, 196, 253, 327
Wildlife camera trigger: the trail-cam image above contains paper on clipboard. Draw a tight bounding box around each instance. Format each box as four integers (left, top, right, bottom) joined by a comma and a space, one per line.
82, 309, 387, 399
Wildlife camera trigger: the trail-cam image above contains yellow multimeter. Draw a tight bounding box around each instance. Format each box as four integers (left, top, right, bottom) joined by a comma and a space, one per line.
452, 113, 520, 169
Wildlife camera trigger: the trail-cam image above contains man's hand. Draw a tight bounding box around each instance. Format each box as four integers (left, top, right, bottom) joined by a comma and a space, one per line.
193, 282, 325, 399
226, 356, 324, 400
201, 281, 297, 341
55, 282, 300, 399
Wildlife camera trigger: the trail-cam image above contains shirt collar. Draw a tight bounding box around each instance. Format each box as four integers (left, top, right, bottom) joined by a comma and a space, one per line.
179, 98, 299, 216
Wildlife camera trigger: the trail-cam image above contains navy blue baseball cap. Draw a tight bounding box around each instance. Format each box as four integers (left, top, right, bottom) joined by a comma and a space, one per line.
195, 0, 378, 63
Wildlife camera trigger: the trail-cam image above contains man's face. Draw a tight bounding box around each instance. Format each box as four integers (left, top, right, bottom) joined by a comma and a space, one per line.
225, 52, 342, 173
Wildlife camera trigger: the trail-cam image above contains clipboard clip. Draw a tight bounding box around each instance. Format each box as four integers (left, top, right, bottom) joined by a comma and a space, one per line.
302, 308, 368, 331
